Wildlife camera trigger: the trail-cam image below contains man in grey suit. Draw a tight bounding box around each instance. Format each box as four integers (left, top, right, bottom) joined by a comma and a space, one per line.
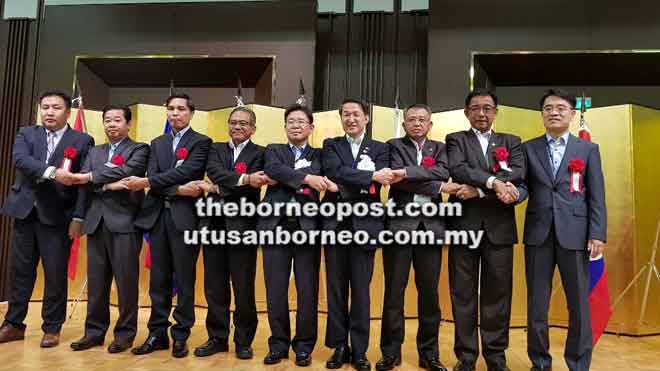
68, 105, 149, 353
521, 89, 607, 371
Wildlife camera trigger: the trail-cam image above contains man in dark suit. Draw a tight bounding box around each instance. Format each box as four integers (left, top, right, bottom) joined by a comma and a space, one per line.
521, 89, 606, 371
193, 106, 269, 361
322, 98, 393, 371
66, 105, 149, 353
126, 93, 211, 358
446, 89, 524, 371
0, 91, 93, 348
377, 104, 460, 371
257, 104, 334, 367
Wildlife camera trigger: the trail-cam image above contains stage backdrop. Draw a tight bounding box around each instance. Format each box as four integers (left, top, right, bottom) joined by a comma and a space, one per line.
30, 103, 660, 335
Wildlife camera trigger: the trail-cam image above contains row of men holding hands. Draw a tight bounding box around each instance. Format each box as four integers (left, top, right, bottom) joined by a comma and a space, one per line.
0, 88, 606, 371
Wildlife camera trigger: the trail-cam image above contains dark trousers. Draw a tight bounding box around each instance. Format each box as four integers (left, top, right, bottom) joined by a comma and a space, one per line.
202, 238, 258, 347
324, 237, 375, 356
263, 219, 321, 354
3, 209, 70, 333
84, 222, 141, 341
147, 209, 200, 341
525, 225, 592, 371
381, 224, 442, 358
448, 237, 513, 368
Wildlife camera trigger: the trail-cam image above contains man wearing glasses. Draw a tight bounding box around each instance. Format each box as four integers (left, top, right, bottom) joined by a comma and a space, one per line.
194, 106, 270, 360
446, 89, 525, 371
520, 89, 606, 371
257, 104, 337, 367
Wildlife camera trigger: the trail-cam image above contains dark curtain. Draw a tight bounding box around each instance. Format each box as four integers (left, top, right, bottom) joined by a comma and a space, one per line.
0, 1, 43, 300
314, 10, 428, 111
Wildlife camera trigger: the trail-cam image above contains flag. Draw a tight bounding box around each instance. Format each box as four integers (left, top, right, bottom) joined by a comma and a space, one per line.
394, 87, 402, 138
578, 116, 591, 141
67, 96, 87, 280
235, 77, 245, 107
589, 255, 612, 345
296, 77, 306, 106
575, 107, 612, 345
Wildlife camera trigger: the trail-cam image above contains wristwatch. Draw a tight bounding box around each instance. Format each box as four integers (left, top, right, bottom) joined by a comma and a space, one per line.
48, 167, 57, 180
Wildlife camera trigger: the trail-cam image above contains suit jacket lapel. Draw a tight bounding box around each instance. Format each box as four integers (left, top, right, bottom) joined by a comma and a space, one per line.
49, 125, 74, 166
97, 143, 109, 167
172, 128, 194, 167
161, 135, 174, 169
423, 139, 436, 161
466, 129, 488, 170
402, 136, 418, 165
555, 134, 578, 184
35, 126, 47, 162
337, 137, 354, 166
234, 140, 254, 167
533, 136, 554, 183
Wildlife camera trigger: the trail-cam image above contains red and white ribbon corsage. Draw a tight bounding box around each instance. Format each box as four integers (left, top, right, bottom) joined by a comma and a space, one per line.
61, 146, 77, 171
110, 154, 125, 166
175, 148, 188, 168
492, 147, 512, 173
568, 159, 585, 193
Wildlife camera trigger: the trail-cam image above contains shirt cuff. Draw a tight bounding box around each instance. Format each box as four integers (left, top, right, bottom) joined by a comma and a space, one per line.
42, 166, 56, 179
477, 187, 486, 198
486, 176, 496, 189
72, 218, 84, 222
236, 174, 246, 186
438, 182, 445, 194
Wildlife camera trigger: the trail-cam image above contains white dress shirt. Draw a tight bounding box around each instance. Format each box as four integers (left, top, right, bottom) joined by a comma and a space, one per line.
346, 132, 365, 160
230, 138, 251, 185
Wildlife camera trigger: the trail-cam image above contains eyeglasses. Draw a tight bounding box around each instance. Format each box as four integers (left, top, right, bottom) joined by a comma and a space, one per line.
286, 119, 310, 127
229, 120, 252, 128
467, 105, 496, 114
542, 105, 572, 115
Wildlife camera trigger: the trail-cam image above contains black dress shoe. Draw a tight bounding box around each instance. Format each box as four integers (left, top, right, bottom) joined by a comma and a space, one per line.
107, 339, 133, 354
131, 335, 169, 355
326, 346, 351, 369
171, 340, 188, 358
264, 350, 289, 365
194, 338, 229, 357
531, 367, 552, 371
70, 335, 104, 351
352, 354, 371, 371
375, 355, 401, 371
453, 361, 475, 371
419, 356, 448, 371
295, 352, 312, 367
236, 346, 254, 360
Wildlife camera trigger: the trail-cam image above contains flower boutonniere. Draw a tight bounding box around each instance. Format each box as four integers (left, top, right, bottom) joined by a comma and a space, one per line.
110, 154, 125, 166
234, 161, 248, 174
421, 156, 435, 169
568, 159, 585, 193
491, 146, 512, 173
175, 148, 188, 168
61, 146, 78, 171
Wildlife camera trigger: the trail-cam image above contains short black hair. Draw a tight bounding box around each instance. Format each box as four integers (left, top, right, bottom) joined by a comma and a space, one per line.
403, 103, 432, 118
39, 91, 72, 109
284, 104, 313, 124
102, 105, 132, 122
464, 89, 498, 107
339, 98, 369, 116
165, 93, 195, 112
539, 89, 576, 110
228, 106, 257, 126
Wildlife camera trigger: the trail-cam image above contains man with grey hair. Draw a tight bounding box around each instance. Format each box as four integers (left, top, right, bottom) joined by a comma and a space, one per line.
194, 106, 271, 360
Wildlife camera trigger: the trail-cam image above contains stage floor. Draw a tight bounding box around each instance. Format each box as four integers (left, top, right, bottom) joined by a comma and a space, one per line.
0, 302, 658, 371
